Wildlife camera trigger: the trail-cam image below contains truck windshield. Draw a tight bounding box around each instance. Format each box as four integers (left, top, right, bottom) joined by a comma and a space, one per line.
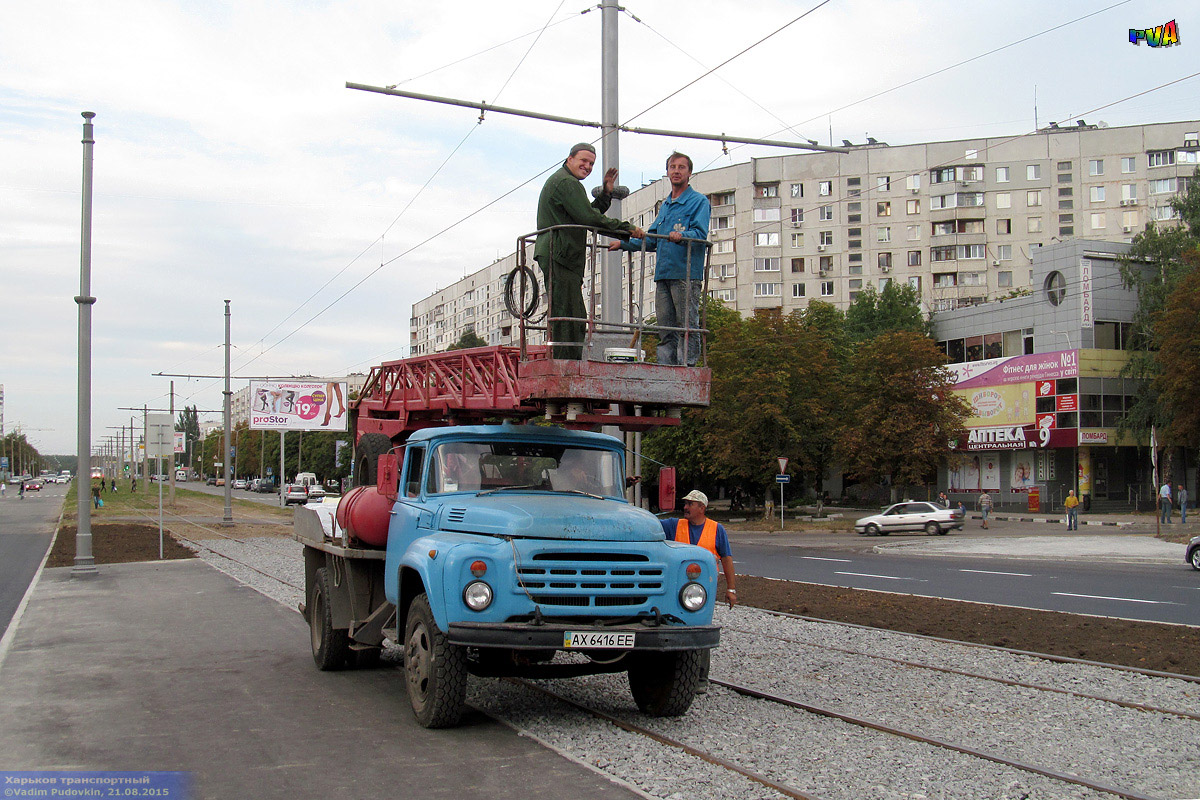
426, 441, 622, 497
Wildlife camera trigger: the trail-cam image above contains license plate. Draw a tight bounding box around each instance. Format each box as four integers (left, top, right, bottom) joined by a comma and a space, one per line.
563, 631, 635, 649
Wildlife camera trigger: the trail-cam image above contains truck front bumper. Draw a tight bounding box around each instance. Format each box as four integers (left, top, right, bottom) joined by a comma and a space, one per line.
447, 622, 720, 651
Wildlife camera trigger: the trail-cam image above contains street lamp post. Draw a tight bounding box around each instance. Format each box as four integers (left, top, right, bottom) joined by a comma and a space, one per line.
73, 111, 98, 577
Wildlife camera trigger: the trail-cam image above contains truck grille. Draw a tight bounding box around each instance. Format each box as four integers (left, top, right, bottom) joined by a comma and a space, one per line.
515, 551, 665, 609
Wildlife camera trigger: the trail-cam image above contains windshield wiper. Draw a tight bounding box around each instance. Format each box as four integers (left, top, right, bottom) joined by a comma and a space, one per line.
476, 484, 546, 497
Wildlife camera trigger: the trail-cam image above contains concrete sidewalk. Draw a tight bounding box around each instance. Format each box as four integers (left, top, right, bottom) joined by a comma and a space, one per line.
0, 560, 638, 800
876, 533, 1187, 564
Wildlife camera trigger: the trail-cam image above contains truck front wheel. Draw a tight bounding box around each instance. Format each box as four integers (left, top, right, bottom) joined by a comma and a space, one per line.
628, 649, 705, 716
310, 567, 350, 670
404, 594, 468, 728
356, 433, 392, 488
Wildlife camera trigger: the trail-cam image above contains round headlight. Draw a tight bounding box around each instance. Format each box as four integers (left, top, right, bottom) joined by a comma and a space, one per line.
679, 582, 707, 612
463, 580, 493, 611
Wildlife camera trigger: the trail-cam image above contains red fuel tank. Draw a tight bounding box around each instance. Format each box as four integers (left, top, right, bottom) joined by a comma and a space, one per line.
336, 486, 393, 547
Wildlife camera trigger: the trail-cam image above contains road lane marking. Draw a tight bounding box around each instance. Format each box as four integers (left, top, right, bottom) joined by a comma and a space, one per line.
959, 568, 1033, 577
802, 556, 853, 562
1052, 592, 1181, 605
835, 571, 925, 582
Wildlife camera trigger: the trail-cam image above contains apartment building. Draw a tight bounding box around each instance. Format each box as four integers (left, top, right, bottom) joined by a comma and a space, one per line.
411, 120, 1198, 355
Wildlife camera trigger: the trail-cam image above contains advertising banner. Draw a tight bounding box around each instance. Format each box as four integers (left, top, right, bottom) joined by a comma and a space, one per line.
249, 381, 348, 432
952, 383, 1036, 427
949, 349, 1078, 388
948, 453, 1000, 492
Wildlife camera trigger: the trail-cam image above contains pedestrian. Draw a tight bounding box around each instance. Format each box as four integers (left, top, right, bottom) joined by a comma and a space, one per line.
1063, 489, 1080, 531
1, 481, 6, 499
610, 152, 709, 366
535, 142, 645, 360
979, 491, 993, 529
19, 480, 25, 500
1179, 484, 1188, 525
91, 474, 103, 509
1159, 481, 1173, 524
937, 491, 949, 508
131, 477, 137, 493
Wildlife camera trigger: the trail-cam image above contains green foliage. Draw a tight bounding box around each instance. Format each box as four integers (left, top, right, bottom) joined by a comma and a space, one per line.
447, 330, 488, 350
844, 282, 930, 343
1154, 251, 1200, 447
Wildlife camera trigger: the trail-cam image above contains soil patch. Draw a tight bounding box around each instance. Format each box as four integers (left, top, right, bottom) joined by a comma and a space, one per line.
735, 575, 1200, 678
48, 524, 196, 567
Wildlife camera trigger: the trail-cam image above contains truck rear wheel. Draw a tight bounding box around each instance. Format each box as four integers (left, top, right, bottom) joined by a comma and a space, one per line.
310, 567, 350, 670
628, 648, 705, 716
404, 594, 467, 728
356, 433, 392, 487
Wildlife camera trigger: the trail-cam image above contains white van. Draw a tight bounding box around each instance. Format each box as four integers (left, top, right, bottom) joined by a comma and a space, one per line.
294, 472, 325, 498
175, 469, 189, 482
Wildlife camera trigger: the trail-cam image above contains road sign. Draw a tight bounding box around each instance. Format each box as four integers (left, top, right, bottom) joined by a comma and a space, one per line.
777, 457, 788, 474
775, 474, 790, 483
266, 468, 273, 476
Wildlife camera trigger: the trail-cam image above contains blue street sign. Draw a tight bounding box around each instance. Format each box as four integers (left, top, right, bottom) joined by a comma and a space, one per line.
0, 457, 8, 469
776, 474, 790, 483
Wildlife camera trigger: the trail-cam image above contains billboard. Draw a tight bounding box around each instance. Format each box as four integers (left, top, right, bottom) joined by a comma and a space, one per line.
249, 381, 348, 432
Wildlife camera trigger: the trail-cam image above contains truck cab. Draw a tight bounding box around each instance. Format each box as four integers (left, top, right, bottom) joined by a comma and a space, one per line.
297, 422, 720, 728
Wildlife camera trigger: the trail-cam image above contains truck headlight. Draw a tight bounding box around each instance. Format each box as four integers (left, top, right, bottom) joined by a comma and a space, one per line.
679, 582, 706, 612
463, 580, 493, 611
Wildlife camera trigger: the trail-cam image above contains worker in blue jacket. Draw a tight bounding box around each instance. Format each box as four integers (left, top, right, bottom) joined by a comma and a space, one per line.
611, 152, 710, 366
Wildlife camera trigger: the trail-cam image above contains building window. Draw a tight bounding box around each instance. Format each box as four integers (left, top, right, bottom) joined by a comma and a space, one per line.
877, 176, 891, 192
933, 272, 957, 288
877, 226, 891, 243
931, 246, 956, 262
819, 256, 833, 271
818, 180, 832, 196
711, 191, 735, 206
1089, 159, 1104, 176
998, 271, 1012, 287
790, 183, 802, 198
819, 205, 834, 221
1057, 160, 1072, 171
1122, 184, 1138, 201
906, 174, 921, 191
755, 232, 780, 246
995, 192, 1011, 209
1027, 164, 1041, 180
960, 272, 985, 286
956, 244, 985, 260
755, 184, 779, 198
790, 233, 803, 248
996, 166, 1010, 183
931, 167, 956, 184
819, 231, 833, 246
753, 207, 781, 222
907, 250, 921, 266
790, 208, 804, 226
714, 239, 734, 254
709, 288, 735, 302
820, 281, 834, 296
753, 257, 780, 272
1059, 226, 1074, 236
847, 176, 861, 187
1090, 185, 1106, 203
1148, 150, 1175, 168
1150, 177, 1177, 195
848, 254, 863, 267
1058, 187, 1073, 197
1027, 190, 1042, 207
1152, 205, 1179, 221
1059, 200, 1074, 210
908, 275, 921, 292
792, 283, 805, 298
997, 218, 1011, 234
1121, 157, 1136, 173
710, 264, 736, 280
1091, 212, 1106, 230
1123, 210, 1139, 229
849, 263, 862, 275
907, 225, 920, 241
906, 198, 920, 214
878, 252, 892, 269
877, 201, 891, 217
849, 278, 862, 291
997, 244, 1012, 261
712, 215, 733, 230
753, 282, 780, 297
791, 257, 804, 273
1028, 217, 1043, 233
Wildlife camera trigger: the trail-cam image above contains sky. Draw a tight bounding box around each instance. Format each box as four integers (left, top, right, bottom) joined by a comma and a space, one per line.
1, 0, 1195, 455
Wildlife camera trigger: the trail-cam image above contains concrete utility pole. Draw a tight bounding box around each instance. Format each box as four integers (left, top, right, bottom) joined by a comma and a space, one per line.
73, 111, 98, 577
600, 0, 622, 336
222, 300, 233, 526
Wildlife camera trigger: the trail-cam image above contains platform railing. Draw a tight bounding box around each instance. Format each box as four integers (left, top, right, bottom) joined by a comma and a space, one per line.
512, 225, 712, 364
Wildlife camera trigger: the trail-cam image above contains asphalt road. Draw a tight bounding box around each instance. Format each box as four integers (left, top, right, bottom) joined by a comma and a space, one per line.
0, 482, 64, 637
731, 538, 1199, 626
183, 480, 337, 508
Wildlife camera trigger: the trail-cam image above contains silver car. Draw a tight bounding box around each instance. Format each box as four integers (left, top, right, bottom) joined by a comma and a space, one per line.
1186, 535, 1200, 571
855, 501, 965, 536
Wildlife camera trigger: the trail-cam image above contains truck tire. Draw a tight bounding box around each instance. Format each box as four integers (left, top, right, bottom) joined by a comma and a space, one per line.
404, 593, 467, 728
310, 567, 350, 671
628, 648, 705, 717
356, 433, 391, 487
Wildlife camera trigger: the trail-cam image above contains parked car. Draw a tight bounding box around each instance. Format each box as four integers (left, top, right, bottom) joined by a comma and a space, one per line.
206, 476, 217, 486
233, 479, 247, 490
855, 501, 964, 536
282, 483, 309, 506
1187, 535, 1200, 571
256, 480, 275, 493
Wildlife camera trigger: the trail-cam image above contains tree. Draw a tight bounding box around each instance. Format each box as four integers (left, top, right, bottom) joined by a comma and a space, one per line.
176, 406, 200, 471
447, 330, 488, 350
1154, 250, 1200, 447
844, 282, 929, 344
838, 331, 970, 501
1117, 167, 1200, 442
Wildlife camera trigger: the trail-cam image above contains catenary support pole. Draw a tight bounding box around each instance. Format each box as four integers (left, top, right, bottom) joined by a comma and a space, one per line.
222, 300, 233, 525
73, 111, 98, 577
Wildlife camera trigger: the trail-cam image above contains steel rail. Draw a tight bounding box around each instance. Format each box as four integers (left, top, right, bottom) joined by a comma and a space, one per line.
723, 624, 1200, 722
710, 678, 1166, 800
507, 678, 827, 800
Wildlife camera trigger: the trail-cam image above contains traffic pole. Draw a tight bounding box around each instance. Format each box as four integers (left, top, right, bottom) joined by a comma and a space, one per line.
73, 111, 98, 577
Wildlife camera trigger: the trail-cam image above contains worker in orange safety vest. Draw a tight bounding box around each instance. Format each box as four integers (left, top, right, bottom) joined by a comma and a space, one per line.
660, 489, 737, 607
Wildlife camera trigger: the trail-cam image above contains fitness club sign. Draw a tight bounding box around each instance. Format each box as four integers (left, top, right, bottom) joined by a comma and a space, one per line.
249, 380, 348, 432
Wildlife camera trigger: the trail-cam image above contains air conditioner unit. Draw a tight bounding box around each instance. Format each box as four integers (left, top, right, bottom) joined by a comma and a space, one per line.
880, 265, 892, 273
817, 244, 827, 252
818, 269, 828, 277
910, 188, 919, 194
992, 260, 1000, 267
1122, 226, 1133, 233
1120, 199, 1139, 207
790, 220, 802, 228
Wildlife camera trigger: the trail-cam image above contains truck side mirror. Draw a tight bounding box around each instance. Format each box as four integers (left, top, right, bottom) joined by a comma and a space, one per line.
658, 466, 676, 512
378, 453, 399, 500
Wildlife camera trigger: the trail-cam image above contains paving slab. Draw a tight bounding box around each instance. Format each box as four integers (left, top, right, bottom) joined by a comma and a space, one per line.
0, 560, 638, 800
